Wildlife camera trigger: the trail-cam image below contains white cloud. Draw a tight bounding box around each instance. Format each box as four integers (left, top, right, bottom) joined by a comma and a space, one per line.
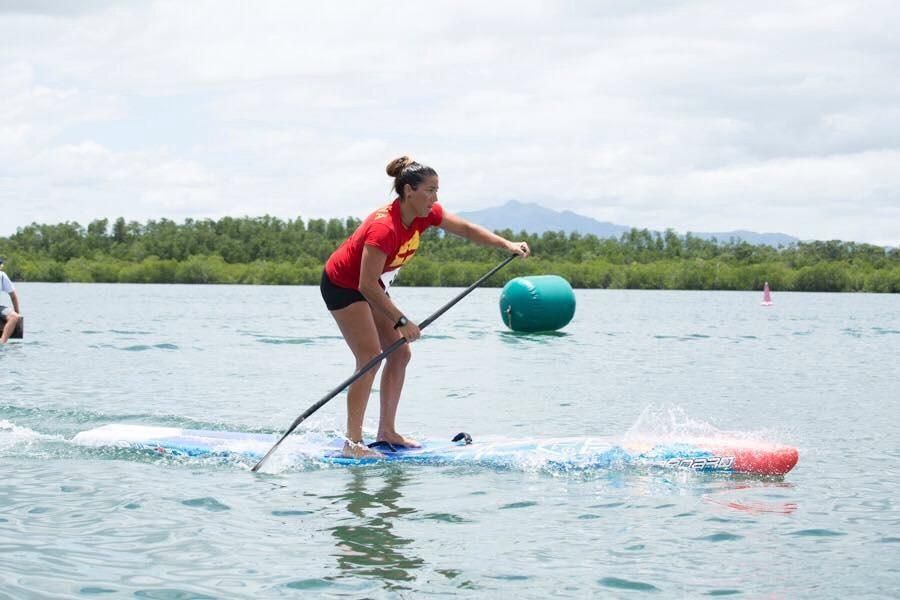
0, 0, 898, 244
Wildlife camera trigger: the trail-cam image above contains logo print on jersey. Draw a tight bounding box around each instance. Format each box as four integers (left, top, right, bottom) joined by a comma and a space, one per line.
389, 231, 420, 268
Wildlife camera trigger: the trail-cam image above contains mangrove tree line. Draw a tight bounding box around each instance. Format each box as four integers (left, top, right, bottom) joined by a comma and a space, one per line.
0, 216, 897, 292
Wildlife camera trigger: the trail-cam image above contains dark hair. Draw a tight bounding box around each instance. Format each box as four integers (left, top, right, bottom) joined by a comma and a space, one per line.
386, 156, 437, 200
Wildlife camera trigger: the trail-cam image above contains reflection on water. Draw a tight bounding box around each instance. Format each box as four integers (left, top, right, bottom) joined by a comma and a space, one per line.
329, 467, 424, 588
498, 330, 571, 346
703, 479, 798, 515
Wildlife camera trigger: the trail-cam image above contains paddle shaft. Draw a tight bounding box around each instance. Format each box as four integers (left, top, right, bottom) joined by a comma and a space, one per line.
251, 253, 518, 472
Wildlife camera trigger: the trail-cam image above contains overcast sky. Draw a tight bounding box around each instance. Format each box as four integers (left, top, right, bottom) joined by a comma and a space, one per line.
1, 0, 898, 244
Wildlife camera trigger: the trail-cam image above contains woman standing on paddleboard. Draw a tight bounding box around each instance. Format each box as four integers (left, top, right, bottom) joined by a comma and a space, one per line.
321, 156, 530, 458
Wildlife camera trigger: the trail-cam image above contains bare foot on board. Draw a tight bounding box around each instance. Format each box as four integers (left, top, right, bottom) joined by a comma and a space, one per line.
341, 440, 384, 459
376, 432, 421, 448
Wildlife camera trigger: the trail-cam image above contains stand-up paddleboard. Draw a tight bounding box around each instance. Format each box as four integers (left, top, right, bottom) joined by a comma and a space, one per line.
72, 424, 798, 475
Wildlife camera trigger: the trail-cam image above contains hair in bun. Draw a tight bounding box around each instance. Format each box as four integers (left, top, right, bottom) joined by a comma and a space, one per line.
386, 156, 415, 178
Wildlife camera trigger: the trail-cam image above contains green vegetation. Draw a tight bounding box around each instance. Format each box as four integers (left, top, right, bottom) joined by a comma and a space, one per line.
1, 217, 898, 292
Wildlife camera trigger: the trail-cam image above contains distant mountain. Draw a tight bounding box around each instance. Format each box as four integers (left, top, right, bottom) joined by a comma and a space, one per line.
457, 200, 799, 247
458, 200, 630, 239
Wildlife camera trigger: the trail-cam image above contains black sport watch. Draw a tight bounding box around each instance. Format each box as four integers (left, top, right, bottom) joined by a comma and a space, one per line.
393, 316, 409, 330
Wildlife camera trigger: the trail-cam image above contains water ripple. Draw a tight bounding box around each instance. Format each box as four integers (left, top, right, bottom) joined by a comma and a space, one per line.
789, 528, 847, 537
180, 497, 231, 512
697, 532, 743, 542
599, 576, 660, 592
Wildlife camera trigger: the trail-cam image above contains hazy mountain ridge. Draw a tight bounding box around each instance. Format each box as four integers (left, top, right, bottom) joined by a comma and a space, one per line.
458, 200, 800, 247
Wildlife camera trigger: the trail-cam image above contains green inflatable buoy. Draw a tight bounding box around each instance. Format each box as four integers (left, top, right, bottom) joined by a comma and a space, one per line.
499, 275, 576, 332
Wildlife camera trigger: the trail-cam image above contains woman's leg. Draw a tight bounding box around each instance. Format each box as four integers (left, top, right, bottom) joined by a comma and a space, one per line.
330, 301, 385, 458
0, 311, 18, 344
372, 307, 419, 447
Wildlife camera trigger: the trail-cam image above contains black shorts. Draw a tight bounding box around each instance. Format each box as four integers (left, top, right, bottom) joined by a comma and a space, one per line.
320, 271, 386, 311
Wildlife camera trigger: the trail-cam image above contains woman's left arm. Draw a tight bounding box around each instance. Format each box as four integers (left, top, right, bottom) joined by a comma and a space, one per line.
439, 211, 531, 257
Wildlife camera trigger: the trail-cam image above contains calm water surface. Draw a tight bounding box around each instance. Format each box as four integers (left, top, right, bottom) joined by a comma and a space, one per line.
1, 282, 898, 598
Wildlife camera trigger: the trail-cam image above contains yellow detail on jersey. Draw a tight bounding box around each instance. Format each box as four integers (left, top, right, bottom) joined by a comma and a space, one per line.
373, 204, 391, 220
388, 230, 420, 268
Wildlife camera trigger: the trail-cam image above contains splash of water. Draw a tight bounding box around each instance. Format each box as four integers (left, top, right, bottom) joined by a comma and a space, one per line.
621, 405, 777, 445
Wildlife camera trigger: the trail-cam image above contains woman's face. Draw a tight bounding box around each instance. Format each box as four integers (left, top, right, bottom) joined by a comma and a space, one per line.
404, 175, 439, 217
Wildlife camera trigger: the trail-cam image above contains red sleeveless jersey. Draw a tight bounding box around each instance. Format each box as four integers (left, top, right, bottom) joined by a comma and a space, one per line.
325, 199, 443, 289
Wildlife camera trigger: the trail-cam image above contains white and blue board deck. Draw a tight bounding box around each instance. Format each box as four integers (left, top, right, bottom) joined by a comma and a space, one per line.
72, 424, 798, 475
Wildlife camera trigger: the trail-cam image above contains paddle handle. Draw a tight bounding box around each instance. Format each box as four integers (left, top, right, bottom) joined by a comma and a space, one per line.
251, 253, 519, 472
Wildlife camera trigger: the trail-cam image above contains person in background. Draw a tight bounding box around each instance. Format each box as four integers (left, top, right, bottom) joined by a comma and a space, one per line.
0, 257, 22, 344
321, 156, 530, 458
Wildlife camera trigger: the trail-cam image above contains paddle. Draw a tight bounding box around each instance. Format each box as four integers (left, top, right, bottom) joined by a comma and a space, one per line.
251, 253, 519, 472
